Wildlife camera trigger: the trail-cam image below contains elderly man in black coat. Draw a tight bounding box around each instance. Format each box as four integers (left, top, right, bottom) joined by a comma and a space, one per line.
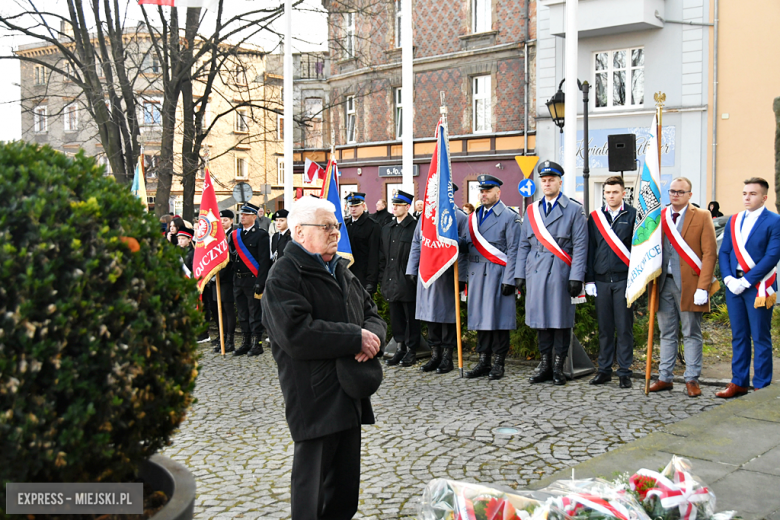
262, 196, 386, 520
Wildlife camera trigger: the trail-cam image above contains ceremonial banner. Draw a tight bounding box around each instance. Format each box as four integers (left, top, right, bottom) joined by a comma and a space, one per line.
419, 119, 459, 288
131, 159, 148, 212
192, 168, 229, 293
625, 114, 663, 306
320, 159, 354, 266
304, 158, 326, 184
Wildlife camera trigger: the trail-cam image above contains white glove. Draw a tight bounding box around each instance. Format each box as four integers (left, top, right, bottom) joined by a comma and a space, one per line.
585, 283, 598, 297
693, 288, 708, 306
729, 277, 751, 295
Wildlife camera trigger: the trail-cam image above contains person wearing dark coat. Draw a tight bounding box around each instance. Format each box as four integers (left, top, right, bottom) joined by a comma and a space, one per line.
211, 209, 237, 353
371, 199, 393, 227
380, 190, 420, 367
585, 176, 637, 389
230, 202, 272, 357
262, 196, 385, 520
708, 201, 724, 219
177, 226, 195, 273
271, 209, 292, 262
345, 192, 381, 294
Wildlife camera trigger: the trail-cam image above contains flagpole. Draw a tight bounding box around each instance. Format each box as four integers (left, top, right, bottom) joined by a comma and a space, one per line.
216, 273, 226, 356
644, 93, 665, 395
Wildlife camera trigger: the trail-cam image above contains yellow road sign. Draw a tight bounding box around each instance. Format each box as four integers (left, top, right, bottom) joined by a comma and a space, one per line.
515, 156, 539, 179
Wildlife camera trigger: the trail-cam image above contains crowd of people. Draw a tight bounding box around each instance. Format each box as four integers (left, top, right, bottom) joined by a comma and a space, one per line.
164, 165, 779, 520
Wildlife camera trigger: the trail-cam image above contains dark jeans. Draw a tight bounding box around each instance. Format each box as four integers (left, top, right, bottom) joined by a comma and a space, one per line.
427, 322, 456, 348
234, 284, 264, 336
388, 301, 420, 351
476, 330, 510, 356
537, 328, 570, 356
212, 279, 236, 334
291, 427, 361, 520
595, 279, 634, 377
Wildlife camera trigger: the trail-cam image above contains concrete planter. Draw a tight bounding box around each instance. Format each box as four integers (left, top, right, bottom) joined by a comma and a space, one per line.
139, 455, 196, 520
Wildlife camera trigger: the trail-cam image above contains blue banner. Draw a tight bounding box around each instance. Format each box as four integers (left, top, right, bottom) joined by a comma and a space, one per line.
321, 160, 354, 266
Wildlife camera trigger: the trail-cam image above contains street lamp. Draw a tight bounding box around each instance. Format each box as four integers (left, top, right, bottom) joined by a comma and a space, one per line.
545, 78, 591, 214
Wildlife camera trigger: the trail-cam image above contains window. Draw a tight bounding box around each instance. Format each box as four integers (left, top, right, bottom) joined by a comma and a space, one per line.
142, 101, 162, 125
144, 155, 158, 179
395, 87, 403, 139
201, 100, 211, 130
472, 0, 491, 33
344, 12, 355, 58
235, 155, 249, 179
346, 96, 356, 143
472, 75, 491, 133
34, 65, 48, 86
64, 102, 78, 132
395, 1, 403, 48
277, 158, 285, 185
33, 106, 47, 133
235, 108, 249, 133
304, 98, 324, 148
234, 63, 248, 85
62, 62, 72, 82
277, 115, 284, 140
594, 48, 644, 108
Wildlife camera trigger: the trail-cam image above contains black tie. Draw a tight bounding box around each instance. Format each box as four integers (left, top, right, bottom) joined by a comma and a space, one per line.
547, 202, 552, 215
672, 212, 680, 224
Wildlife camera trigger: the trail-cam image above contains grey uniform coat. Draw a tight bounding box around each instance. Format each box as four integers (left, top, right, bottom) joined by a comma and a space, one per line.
461, 200, 521, 331
515, 194, 588, 329
405, 209, 468, 323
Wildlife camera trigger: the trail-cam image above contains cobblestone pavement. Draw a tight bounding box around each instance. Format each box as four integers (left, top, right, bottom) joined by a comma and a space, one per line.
162, 345, 723, 519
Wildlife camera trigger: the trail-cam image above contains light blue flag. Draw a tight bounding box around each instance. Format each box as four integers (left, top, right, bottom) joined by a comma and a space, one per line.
321, 159, 354, 267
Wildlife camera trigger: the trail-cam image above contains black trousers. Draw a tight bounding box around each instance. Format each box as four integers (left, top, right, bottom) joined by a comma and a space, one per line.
476, 330, 510, 356
234, 284, 264, 336
212, 279, 236, 334
388, 301, 420, 351
427, 322, 456, 349
537, 328, 571, 356
595, 279, 634, 376
202, 286, 214, 324
291, 426, 361, 520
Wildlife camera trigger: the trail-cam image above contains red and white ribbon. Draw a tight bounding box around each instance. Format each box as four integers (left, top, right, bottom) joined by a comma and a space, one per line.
731, 211, 777, 300
528, 201, 586, 304
559, 493, 630, 520
661, 207, 702, 276
469, 210, 507, 266
631, 468, 712, 520
591, 209, 630, 266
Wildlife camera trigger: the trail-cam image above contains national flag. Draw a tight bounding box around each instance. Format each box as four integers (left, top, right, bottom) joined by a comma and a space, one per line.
192, 167, 229, 293
320, 159, 354, 267
131, 157, 148, 212
625, 114, 663, 306
304, 158, 326, 184
418, 118, 459, 288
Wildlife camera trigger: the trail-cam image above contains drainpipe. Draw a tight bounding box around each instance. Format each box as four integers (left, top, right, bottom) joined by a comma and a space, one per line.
523, 0, 529, 157
711, 0, 719, 201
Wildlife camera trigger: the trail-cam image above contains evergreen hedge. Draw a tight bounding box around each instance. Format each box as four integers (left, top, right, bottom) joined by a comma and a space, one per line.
0, 142, 203, 512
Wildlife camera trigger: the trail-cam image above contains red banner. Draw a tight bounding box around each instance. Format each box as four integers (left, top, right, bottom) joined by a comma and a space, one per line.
192, 168, 229, 293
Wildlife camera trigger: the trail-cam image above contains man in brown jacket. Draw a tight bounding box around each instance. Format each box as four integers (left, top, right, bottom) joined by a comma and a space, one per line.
649, 177, 718, 397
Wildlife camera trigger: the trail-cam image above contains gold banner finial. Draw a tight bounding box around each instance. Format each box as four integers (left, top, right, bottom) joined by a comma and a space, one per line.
653, 91, 666, 108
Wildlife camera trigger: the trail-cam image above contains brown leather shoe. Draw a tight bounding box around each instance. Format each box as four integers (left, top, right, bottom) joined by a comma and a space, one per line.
716, 383, 749, 399
648, 380, 673, 392
686, 380, 702, 397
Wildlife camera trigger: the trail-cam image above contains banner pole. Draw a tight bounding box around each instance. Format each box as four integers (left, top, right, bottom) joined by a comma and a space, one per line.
216, 272, 226, 357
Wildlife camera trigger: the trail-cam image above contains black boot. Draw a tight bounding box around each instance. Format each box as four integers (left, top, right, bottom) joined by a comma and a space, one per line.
465, 353, 492, 378
436, 347, 454, 374
211, 334, 220, 352
248, 335, 264, 356
223, 333, 235, 353
233, 333, 252, 356
401, 347, 417, 367
529, 352, 553, 384
553, 353, 567, 385
420, 346, 442, 372
488, 353, 506, 380
386, 343, 406, 366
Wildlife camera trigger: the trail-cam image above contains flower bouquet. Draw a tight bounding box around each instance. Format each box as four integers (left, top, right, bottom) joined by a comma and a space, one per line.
419, 479, 541, 520
533, 478, 651, 520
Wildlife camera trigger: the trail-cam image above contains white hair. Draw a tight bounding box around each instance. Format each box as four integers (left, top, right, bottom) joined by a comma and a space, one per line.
287, 196, 337, 232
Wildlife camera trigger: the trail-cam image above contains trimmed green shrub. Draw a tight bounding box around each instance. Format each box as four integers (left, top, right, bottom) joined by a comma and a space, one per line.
0, 142, 202, 511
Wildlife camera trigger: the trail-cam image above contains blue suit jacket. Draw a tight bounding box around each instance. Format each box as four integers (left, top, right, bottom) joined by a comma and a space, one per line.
719, 208, 780, 291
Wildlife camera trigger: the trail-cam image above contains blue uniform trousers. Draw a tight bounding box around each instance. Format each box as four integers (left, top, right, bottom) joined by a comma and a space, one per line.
726, 289, 774, 389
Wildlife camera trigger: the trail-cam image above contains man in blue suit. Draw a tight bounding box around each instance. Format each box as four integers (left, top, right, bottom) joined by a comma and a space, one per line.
717, 177, 780, 397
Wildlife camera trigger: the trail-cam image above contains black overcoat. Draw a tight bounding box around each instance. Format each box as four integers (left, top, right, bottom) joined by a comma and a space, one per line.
346, 212, 380, 288
378, 215, 416, 302
262, 241, 387, 442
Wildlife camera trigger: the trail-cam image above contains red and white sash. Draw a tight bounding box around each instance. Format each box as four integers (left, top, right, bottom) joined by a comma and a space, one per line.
731, 211, 777, 308
591, 208, 630, 267
661, 207, 702, 276
528, 201, 586, 304
469, 210, 507, 266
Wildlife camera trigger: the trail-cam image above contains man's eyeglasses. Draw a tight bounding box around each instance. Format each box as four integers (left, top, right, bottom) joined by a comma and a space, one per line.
668, 190, 691, 196
301, 222, 342, 233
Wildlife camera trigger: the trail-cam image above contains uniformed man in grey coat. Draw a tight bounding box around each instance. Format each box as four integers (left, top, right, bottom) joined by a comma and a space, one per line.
460, 174, 521, 380
515, 161, 588, 385
405, 183, 469, 374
